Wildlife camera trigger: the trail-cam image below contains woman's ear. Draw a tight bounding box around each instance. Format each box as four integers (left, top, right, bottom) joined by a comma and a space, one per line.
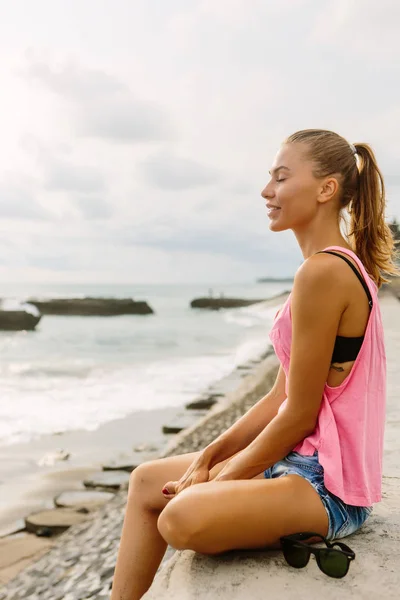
317, 176, 339, 205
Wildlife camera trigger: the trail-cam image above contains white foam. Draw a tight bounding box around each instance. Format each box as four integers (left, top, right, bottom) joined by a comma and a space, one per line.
0, 351, 239, 447
0, 288, 282, 447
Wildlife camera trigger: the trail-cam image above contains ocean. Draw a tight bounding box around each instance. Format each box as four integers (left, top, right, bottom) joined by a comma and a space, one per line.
0, 281, 291, 447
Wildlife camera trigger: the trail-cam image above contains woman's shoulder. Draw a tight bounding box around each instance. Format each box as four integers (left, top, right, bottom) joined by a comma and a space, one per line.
294, 252, 346, 288
291, 253, 351, 314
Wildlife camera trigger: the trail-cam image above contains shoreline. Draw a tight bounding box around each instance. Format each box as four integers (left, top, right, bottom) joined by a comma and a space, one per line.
0, 292, 289, 588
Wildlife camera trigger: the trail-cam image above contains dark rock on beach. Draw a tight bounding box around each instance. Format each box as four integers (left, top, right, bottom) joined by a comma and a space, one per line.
26, 297, 154, 316
185, 396, 218, 410
0, 304, 41, 331
190, 297, 265, 310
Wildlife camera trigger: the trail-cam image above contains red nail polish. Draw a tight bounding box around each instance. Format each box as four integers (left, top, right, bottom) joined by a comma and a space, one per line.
162, 487, 169, 494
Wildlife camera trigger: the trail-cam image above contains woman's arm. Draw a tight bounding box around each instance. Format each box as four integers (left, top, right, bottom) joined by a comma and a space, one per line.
200, 364, 287, 470
213, 255, 346, 481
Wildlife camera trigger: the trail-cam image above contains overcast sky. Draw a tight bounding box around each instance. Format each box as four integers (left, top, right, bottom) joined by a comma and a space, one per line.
0, 0, 399, 284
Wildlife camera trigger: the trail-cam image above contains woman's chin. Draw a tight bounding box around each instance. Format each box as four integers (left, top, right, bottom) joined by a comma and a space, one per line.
268, 220, 287, 232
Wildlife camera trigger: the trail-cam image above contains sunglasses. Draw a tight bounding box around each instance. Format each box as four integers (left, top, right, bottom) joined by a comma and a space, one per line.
280, 532, 355, 578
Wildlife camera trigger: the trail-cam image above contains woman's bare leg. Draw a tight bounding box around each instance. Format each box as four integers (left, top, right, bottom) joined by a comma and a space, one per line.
110, 450, 234, 600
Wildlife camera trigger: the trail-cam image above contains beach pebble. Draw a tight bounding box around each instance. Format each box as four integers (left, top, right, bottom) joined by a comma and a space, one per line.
55, 490, 115, 510
25, 509, 88, 535
83, 471, 130, 491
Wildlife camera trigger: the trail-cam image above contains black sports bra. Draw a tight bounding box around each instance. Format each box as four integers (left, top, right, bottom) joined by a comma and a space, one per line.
316, 251, 373, 363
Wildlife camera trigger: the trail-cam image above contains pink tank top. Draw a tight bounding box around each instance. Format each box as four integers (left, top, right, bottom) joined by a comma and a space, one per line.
269, 246, 386, 506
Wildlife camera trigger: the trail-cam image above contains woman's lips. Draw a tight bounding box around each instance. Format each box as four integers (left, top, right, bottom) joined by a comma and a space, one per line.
267, 206, 281, 217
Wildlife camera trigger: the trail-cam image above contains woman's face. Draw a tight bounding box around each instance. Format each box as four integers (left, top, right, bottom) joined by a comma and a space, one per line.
261, 143, 322, 232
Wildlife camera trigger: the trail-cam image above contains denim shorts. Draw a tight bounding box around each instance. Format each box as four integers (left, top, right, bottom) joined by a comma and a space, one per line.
264, 450, 373, 541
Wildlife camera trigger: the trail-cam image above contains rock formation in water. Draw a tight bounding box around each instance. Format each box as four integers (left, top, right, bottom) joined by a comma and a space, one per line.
190, 297, 265, 310
26, 297, 154, 316
0, 301, 41, 330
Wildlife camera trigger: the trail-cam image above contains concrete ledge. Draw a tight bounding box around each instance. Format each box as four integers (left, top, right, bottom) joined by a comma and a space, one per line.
143, 478, 400, 600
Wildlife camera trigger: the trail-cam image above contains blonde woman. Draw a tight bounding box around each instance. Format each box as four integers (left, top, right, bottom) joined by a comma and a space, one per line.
111, 129, 398, 599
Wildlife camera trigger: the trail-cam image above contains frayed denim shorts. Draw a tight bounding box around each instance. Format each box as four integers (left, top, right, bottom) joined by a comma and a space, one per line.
264, 450, 373, 541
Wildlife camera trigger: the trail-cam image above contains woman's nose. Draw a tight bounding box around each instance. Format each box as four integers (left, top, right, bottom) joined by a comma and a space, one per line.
261, 181, 274, 200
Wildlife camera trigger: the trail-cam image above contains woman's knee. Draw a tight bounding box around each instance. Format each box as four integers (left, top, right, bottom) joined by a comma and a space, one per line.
128, 460, 166, 511
157, 489, 200, 550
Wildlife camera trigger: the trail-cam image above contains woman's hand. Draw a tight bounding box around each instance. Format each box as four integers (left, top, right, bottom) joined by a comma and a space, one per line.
162, 457, 211, 500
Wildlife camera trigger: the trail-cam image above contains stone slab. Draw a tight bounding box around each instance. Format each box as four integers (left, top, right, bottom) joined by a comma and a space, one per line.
185, 397, 218, 410
25, 508, 88, 535
54, 490, 115, 510
102, 451, 159, 472
83, 470, 130, 490
162, 411, 207, 434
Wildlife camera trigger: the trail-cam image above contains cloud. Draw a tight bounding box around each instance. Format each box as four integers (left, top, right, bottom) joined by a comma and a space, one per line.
311, 0, 400, 61
79, 98, 173, 143
23, 58, 174, 143
44, 160, 106, 193
23, 59, 126, 101
0, 176, 51, 221
73, 196, 113, 220
140, 152, 221, 190
0, 0, 398, 284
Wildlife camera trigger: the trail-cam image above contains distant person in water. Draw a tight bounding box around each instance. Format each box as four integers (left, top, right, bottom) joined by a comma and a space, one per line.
111, 129, 399, 599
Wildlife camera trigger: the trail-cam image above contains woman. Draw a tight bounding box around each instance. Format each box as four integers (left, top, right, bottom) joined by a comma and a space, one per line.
111, 129, 399, 599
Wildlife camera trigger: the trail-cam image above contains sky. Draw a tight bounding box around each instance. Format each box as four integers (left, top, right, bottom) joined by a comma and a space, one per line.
0, 0, 399, 284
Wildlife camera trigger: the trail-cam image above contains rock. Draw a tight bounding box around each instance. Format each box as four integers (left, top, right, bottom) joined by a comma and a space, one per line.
0, 301, 41, 331
102, 452, 158, 473
185, 397, 218, 410
25, 509, 88, 536
26, 297, 154, 316
100, 566, 115, 580
37, 449, 70, 467
83, 471, 130, 491
132, 443, 159, 452
36, 527, 53, 537
190, 297, 266, 310
54, 490, 115, 510
162, 411, 207, 434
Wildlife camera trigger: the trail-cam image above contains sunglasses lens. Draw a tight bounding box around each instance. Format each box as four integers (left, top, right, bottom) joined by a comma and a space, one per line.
283, 543, 310, 568
319, 549, 349, 578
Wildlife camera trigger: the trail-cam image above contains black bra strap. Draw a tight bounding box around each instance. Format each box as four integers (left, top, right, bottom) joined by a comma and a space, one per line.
316, 250, 373, 308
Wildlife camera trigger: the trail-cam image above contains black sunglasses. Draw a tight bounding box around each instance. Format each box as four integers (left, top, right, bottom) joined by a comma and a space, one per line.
280, 532, 355, 579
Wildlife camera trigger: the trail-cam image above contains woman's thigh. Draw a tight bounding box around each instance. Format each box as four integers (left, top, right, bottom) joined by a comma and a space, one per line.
157, 474, 329, 554
129, 449, 244, 512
